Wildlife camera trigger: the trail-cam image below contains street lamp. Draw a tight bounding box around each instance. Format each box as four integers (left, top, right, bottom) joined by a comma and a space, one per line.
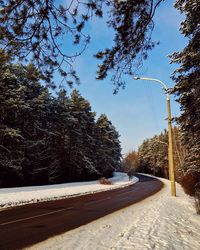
133, 76, 176, 197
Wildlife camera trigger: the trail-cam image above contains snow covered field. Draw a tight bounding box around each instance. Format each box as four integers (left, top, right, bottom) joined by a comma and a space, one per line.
28, 177, 200, 250
0, 172, 138, 209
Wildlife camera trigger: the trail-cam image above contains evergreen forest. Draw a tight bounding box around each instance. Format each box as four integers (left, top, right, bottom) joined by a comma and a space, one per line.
0, 52, 121, 188
129, 127, 185, 182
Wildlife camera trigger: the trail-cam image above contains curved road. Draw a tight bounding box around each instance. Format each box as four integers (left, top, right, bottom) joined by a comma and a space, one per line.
0, 175, 163, 249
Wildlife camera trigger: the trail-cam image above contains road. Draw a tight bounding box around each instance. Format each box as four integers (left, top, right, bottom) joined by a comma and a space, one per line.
0, 175, 163, 250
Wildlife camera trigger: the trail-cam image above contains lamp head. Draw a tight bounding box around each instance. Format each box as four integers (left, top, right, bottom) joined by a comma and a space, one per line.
133, 76, 140, 80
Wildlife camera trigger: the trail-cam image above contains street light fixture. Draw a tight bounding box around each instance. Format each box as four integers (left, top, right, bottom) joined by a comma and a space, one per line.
133, 76, 176, 197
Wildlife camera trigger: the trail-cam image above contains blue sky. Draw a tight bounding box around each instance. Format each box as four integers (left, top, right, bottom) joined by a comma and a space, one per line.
58, 0, 187, 154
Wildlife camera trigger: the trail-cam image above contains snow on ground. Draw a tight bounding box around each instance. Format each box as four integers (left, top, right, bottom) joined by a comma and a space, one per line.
0, 172, 138, 209
28, 177, 200, 250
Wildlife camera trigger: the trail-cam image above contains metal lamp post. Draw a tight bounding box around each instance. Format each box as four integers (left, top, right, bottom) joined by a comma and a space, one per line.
133, 76, 176, 197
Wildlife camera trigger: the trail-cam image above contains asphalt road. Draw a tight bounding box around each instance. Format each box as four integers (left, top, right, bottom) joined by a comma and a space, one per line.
0, 174, 163, 250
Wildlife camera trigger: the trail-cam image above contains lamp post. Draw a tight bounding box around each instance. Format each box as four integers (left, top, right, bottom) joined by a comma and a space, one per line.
133, 76, 176, 197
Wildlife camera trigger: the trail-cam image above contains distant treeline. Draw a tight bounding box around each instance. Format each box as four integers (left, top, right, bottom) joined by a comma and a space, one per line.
122, 128, 200, 205
122, 127, 185, 181
0, 54, 121, 188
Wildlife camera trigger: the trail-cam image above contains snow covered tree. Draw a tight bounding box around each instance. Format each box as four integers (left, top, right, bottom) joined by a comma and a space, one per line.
137, 127, 184, 180
69, 90, 99, 181
0, 52, 26, 187
18, 65, 51, 186
0, 54, 53, 186
95, 114, 121, 177
47, 90, 75, 184
170, 0, 200, 174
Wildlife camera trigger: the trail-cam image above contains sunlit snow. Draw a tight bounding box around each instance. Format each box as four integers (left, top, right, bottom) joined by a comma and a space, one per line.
28, 177, 200, 250
0, 172, 138, 208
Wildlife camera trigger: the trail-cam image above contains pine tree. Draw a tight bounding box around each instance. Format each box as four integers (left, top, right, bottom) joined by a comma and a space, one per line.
137, 127, 186, 180
0, 0, 104, 86
69, 90, 98, 181
18, 65, 52, 186
0, 0, 163, 88
0, 54, 53, 187
170, 0, 200, 174
47, 90, 74, 184
0, 53, 25, 187
95, 0, 163, 91
96, 114, 121, 177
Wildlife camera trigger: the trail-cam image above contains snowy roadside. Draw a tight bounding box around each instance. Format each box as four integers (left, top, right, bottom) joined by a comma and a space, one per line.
0, 172, 138, 209
28, 177, 200, 250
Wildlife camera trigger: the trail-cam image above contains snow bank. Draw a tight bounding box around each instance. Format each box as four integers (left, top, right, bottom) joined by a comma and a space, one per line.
0, 172, 138, 209
29, 177, 200, 250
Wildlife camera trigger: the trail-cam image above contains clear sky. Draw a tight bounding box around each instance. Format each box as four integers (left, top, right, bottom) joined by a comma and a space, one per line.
57, 0, 187, 155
